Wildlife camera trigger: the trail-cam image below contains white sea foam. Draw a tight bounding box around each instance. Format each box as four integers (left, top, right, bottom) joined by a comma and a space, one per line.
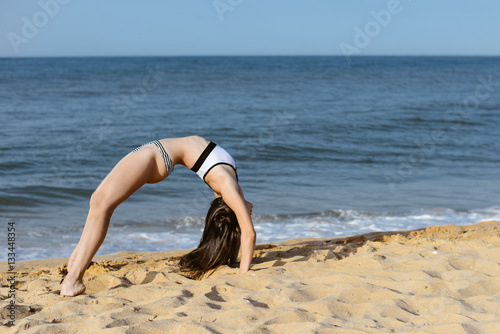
16, 206, 500, 261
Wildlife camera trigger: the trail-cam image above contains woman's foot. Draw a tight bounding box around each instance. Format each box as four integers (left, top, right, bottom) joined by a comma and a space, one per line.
60, 276, 86, 297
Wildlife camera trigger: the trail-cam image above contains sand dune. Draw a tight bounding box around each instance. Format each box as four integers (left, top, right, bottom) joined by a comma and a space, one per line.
2, 221, 500, 333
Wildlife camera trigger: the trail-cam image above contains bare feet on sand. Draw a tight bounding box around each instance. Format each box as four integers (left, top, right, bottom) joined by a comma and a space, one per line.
60, 277, 86, 297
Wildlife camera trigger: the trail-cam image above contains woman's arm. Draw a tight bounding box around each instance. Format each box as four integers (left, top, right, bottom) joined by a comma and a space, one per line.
220, 182, 256, 273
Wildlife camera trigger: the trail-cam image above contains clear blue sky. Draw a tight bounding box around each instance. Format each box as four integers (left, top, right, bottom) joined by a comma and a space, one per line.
1, 0, 499, 57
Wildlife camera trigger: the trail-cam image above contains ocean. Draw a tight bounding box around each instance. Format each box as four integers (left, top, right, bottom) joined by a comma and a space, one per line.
1, 56, 499, 261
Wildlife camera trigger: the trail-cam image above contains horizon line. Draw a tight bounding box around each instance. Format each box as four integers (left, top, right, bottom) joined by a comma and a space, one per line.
1, 54, 500, 60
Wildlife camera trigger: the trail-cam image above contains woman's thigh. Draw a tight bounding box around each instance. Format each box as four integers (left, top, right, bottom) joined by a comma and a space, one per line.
92, 148, 160, 211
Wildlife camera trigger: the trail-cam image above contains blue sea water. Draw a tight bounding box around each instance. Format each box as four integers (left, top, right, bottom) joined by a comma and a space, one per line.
1, 56, 499, 261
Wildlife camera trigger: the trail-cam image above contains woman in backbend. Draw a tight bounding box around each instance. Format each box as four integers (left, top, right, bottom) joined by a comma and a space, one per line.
60, 136, 255, 297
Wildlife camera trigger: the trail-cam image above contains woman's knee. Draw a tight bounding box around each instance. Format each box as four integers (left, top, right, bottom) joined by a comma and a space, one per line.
89, 190, 114, 216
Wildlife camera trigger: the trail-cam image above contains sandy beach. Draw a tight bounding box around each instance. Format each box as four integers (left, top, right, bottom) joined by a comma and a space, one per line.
2, 220, 500, 333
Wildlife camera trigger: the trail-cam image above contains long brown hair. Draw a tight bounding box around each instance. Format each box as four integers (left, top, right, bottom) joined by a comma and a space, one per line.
179, 197, 241, 279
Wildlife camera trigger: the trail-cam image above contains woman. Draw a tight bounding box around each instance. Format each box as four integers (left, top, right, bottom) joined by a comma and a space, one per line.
60, 136, 255, 297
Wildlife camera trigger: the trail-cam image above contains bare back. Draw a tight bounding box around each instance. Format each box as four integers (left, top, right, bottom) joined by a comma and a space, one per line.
158, 136, 210, 169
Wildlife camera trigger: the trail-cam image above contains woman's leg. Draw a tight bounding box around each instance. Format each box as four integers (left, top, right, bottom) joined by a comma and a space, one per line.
61, 148, 162, 296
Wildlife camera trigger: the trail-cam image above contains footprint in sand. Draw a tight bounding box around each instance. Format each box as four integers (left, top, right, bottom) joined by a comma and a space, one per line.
0, 304, 42, 322
205, 286, 226, 302
206, 302, 222, 310
140, 271, 169, 285
84, 275, 131, 294
447, 256, 477, 270
245, 298, 269, 309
